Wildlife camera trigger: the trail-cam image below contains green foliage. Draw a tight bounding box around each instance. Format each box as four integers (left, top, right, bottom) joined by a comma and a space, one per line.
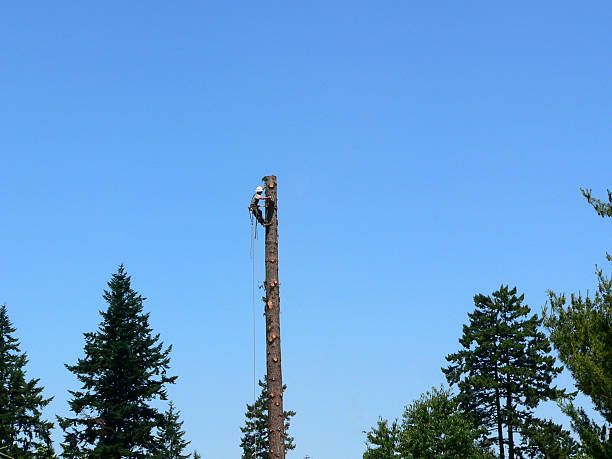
546, 269, 612, 423
545, 266, 612, 457
192, 451, 202, 459
519, 416, 582, 458
537, 185, 612, 457
443, 286, 565, 458
399, 387, 494, 459
59, 266, 177, 458
581, 187, 612, 262
240, 378, 295, 459
0, 304, 54, 458
153, 401, 191, 459
362, 418, 401, 459
363, 388, 493, 459
560, 403, 611, 459
581, 188, 612, 218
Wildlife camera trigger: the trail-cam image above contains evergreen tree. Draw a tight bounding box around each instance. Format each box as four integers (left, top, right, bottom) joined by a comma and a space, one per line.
240, 378, 295, 459
443, 286, 564, 459
362, 418, 401, 459
153, 401, 191, 459
561, 405, 610, 459
362, 388, 493, 459
192, 450, 201, 459
398, 387, 494, 459
543, 187, 612, 458
545, 267, 612, 458
0, 304, 54, 458
519, 416, 582, 458
59, 266, 177, 458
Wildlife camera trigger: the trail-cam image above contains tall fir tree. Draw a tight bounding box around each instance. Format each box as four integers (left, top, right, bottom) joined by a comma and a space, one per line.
0, 304, 54, 457
443, 286, 564, 459
58, 266, 177, 458
240, 378, 295, 459
153, 401, 191, 459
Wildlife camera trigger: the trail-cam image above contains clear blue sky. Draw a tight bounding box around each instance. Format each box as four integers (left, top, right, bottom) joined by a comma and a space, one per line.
1, 2, 610, 457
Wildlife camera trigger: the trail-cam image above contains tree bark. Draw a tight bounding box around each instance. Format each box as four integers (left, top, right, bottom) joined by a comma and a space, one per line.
495, 378, 505, 459
506, 379, 515, 459
494, 349, 505, 459
264, 175, 285, 459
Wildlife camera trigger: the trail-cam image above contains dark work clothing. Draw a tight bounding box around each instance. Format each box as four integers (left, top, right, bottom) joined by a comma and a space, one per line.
250, 193, 267, 225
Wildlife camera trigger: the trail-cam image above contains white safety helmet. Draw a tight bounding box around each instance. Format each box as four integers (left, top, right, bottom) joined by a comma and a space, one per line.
255, 186, 264, 193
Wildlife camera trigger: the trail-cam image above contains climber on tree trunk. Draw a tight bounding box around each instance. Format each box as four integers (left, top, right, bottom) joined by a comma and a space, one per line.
249, 185, 270, 226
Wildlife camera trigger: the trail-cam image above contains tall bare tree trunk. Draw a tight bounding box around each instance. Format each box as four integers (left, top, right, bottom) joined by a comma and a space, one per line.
264, 175, 285, 459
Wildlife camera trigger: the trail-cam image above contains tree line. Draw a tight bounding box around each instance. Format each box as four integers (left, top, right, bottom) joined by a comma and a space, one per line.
1, 189, 608, 458
1, 265, 292, 458
362, 188, 611, 459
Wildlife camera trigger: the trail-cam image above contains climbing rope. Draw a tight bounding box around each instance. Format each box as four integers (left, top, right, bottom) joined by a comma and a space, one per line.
250, 211, 260, 455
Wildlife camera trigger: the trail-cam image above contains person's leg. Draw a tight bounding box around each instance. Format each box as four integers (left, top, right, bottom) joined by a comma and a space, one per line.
254, 207, 266, 226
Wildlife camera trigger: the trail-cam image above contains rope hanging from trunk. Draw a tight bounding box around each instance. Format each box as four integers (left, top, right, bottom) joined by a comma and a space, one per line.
250, 212, 260, 455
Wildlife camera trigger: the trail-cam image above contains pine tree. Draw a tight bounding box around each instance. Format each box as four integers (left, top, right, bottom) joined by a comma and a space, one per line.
59, 266, 177, 458
545, 267, 612, 458
153, 401, 191, 459
240, 378, 295, 459
543, 187, 612, 458
362, 418, 401, 459
0, 304, 54, 457
443, 286, 564, 459
519, 416, 582, 458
